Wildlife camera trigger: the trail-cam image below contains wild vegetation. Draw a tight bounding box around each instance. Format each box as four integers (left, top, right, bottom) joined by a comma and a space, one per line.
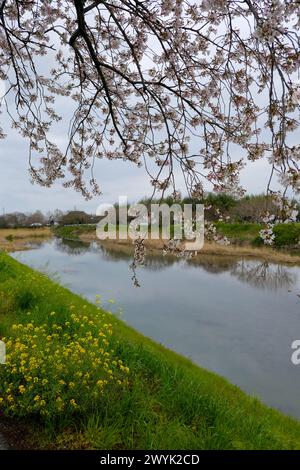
0, 228, 52, 252
54, 224, 96, 241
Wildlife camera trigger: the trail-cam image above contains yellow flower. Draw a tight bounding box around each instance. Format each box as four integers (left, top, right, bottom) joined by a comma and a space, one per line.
18, 385, 26, 394
70, 399, 78, 407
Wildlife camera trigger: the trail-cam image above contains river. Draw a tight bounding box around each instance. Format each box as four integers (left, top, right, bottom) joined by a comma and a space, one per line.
12, 238, 300, 419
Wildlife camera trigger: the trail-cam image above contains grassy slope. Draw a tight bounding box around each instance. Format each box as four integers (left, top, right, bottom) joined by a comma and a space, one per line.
215, 222, 262, 243
1, 253, 300, 449
216, 222, 300, 248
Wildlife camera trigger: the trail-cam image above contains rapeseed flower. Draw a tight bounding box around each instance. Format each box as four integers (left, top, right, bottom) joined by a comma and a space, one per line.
0, 301, 129, 420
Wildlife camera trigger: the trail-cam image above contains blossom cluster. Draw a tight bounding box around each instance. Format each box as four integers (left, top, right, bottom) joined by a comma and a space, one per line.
259, 194, 299, 246
259, 224, 276, 246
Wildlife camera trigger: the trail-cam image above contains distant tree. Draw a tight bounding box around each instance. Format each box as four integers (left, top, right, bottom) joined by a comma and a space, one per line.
206, 194, 237, 212
47, 209, 65, 225
290, 199, 300, 222
231, 194, 277, 222
0, 215, 7, 228
14, 212, 27, 227
60, 211, 92, 225
26, 211, 46, 226
2, 212, 28, 227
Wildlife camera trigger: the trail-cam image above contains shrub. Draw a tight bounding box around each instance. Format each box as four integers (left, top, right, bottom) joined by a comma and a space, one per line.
251, 236, 264, 247
15, 288, 37, 311
273, 223, 300, 247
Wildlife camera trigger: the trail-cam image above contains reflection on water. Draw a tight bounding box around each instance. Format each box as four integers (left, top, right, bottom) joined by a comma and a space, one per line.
55, 238, 297, 290
55, 238, 91, 255
231, 261, 296, 290
55, 238, 181, 270
13, 239, 300, 419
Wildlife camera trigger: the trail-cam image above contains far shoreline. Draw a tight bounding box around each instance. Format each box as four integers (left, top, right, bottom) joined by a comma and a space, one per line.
75, 226, 300, 265
1, 225, 300, 266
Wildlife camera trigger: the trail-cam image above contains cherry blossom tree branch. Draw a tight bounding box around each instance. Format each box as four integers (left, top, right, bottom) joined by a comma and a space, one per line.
0, 0, 299, 199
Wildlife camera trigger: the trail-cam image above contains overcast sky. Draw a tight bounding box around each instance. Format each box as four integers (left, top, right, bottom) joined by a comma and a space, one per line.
0, 110, 282, 215
0, 119, 281, 215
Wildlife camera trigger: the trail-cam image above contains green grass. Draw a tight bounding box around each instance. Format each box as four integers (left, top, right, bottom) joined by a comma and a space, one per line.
54, 224, 132, 241
54, 224, 96, 240
216, 222, 300, 248
1, 252, 300, 449
54, 223, 176, 241
215, 222, 262, 243
273, 224, 300, 247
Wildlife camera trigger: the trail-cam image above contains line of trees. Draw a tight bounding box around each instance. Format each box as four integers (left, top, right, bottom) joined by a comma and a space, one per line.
0, 211, 47, 228
0, 194, 299, 229
138, 194, 300, 223
0, 210, 99, 228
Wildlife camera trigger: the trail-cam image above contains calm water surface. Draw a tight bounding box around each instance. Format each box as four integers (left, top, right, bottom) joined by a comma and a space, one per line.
13, 239, 300, 419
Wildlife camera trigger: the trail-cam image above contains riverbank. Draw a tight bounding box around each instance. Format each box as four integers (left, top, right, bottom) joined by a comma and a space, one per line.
0, 228, 52, 252
54, 224, 300, 265
1, 252, 300, 449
